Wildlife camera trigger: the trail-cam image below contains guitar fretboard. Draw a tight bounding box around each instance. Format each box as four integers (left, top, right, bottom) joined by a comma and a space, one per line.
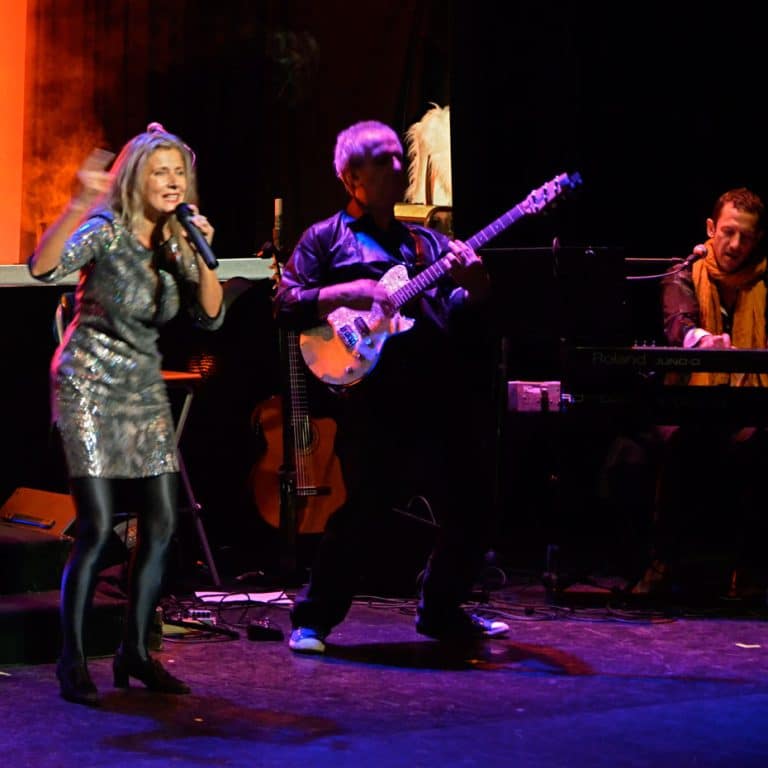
388, 172, 579, 310
467, 204, 527, 251
284, 330, 314, 490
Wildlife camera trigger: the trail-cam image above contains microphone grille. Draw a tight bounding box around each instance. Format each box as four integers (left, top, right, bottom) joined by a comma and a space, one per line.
175, 202, 192, 220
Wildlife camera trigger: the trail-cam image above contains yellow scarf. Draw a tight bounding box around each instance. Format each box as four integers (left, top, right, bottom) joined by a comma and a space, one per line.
690, 239, 768, 386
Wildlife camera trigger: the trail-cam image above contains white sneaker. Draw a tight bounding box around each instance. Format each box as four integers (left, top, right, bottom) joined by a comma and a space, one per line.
289, 627, 327, 654
470, 614, 510, 637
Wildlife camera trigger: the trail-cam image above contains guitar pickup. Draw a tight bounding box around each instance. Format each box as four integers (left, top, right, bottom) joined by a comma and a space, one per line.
354, 316, 371, 337
337, 324, 359, 349
353, 316, 376, 347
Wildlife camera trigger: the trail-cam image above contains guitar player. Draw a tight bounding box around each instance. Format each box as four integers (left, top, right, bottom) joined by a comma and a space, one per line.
273, 119, 509, 653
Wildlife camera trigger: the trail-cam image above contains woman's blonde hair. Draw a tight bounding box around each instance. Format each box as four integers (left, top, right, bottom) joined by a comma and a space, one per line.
108, 122, 198, 234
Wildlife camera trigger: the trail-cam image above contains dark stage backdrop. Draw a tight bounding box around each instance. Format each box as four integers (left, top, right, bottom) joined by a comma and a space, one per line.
21, 2, 768, 298
451, 4, 768, 261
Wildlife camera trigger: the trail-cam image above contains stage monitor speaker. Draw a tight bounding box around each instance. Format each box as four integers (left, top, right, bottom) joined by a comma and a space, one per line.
0, 487, 76, 539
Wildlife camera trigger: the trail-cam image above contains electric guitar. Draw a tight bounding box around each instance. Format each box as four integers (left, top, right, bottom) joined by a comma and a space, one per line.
299, 171, 582, 388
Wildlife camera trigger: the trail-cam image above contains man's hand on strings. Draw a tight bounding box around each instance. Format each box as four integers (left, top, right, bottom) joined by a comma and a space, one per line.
444, 239, 490, 301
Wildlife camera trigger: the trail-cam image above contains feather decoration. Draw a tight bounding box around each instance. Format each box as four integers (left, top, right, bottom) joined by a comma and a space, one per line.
404, 103, 452, 205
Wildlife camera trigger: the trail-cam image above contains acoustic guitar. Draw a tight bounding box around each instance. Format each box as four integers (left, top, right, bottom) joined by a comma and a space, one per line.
299, 171, 582, 388
249, 252, 345, 537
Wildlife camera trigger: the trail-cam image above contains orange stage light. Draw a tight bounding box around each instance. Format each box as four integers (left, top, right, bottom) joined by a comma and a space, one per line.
0, 1, 27, 264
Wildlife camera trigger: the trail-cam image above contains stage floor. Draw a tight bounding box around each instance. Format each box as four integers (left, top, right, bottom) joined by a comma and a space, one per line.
2, 578, 767, 768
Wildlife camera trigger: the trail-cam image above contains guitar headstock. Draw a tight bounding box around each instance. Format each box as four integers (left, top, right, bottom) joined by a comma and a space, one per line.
255, 242, 284, 292
521, 171, 583, 216
270, 254, 282, 288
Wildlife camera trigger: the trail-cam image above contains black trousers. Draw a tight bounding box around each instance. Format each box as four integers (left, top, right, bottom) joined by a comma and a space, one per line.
59, 473, 178, 662
291, 355, 494, 634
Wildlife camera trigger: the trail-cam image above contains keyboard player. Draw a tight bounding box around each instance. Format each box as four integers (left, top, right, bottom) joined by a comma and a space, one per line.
629, 188, 768, 599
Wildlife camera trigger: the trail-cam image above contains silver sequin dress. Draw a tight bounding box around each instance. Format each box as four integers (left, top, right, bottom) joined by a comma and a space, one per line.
32, 209, 224, 479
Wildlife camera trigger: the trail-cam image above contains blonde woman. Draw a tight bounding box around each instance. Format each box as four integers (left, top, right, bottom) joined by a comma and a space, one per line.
29, 123, 224, 704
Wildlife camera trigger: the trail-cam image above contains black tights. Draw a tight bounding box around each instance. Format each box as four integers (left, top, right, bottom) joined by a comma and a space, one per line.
60, 473, 178, 663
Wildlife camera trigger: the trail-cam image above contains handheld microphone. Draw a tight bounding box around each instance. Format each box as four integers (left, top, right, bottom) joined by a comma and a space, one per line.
175, 202, 218, 270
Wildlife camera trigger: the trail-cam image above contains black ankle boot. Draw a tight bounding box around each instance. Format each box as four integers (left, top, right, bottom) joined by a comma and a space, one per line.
56, 657, 99, 705
113, 648, 190, 694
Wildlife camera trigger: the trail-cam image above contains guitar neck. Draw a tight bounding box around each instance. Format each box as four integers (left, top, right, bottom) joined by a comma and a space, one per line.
282, 331, 312, 464
389, 205, 526, 310
284, 332, 308, 425
466, 204, 527, 251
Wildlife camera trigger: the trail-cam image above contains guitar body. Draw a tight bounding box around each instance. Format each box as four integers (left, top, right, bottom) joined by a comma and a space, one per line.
250, 394, 345, 534
300, 264, 415, 387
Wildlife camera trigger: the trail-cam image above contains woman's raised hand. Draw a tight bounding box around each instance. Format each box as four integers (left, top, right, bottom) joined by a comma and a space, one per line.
73, 148, 115, 211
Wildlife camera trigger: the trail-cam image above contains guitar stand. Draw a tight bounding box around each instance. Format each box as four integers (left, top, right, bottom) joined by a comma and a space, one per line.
277, 465, 299, 580
275, 463, 326, 586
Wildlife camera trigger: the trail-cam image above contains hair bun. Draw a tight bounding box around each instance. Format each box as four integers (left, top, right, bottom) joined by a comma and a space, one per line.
144, 121, 196, 167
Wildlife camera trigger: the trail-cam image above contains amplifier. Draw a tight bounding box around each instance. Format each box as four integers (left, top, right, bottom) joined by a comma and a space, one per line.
508, 380, 562, 412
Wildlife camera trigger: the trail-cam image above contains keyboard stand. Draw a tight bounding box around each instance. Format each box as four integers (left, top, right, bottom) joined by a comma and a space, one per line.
163, 370, 222, 587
